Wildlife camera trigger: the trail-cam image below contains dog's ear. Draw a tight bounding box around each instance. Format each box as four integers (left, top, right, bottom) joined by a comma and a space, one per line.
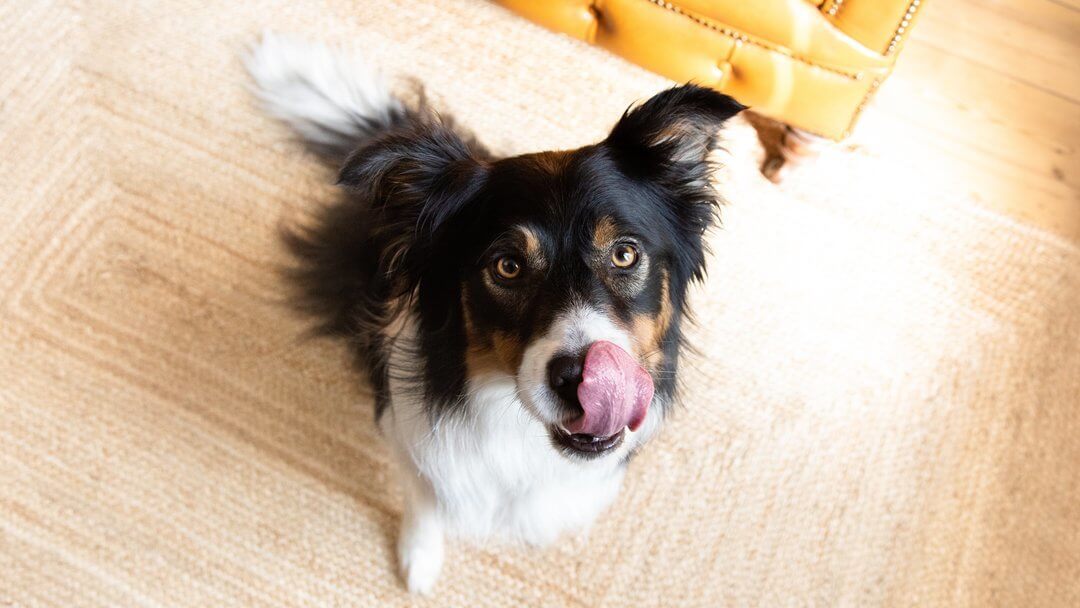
605, 85, 745, 282
605, 84, 745, 173
338, 121, 487, 293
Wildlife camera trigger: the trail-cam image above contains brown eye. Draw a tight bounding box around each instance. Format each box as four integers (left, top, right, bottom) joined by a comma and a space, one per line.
611, 244, 639, 269
493, 256, 523, 280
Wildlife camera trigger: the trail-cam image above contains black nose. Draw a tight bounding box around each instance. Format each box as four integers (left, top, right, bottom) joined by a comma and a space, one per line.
547, 353, 585, 409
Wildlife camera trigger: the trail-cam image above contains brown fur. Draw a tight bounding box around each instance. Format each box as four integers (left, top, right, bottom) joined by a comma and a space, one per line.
519, 225, 545, 269
526, 149, 572, 176
592, 216, 619, 251
629, 269, 671, 370
462, 287, 525, 376
492, 331, 525, 371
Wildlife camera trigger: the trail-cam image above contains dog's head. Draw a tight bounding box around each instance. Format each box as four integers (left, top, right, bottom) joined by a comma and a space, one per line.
341, 85, 744, 460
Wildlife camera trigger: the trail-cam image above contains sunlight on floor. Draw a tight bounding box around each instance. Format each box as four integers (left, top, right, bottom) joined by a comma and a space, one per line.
847, 0, 1080, 242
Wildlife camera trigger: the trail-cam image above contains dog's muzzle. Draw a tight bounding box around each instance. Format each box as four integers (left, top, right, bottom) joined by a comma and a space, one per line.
545, 340, 653, 457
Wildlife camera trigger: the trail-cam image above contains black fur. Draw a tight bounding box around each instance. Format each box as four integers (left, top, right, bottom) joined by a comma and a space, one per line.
283, 84, 744, 419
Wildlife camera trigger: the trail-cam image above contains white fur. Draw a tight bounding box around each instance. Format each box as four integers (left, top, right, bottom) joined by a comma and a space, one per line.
381, 308, 661, 594
395, 469, 444, 595
244, 31, 402, 149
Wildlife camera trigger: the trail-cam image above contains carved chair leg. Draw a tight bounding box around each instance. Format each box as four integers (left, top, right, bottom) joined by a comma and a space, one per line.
744, 111, 822, 183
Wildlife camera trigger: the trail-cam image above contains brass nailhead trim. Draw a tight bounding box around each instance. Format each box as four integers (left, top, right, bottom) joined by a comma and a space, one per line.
826, 0, 845, 17
844, 76, 882, 138
643, 0, 862, 80
886, 0, 923, 55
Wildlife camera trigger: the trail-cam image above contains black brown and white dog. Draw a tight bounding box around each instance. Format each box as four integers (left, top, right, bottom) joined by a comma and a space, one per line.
247, 33, 743, 594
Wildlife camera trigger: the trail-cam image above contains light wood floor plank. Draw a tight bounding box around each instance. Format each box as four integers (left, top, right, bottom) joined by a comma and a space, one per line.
851, 0, 1080, 241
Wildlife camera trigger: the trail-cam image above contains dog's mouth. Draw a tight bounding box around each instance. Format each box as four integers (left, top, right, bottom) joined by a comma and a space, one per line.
550, 426, 625, 458
537, 341, 654, 460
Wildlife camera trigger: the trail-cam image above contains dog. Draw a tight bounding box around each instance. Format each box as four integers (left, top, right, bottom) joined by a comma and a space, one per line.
247, 32, 743, 594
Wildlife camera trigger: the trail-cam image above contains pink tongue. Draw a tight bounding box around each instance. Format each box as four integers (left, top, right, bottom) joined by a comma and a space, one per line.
566, 341, 654, 438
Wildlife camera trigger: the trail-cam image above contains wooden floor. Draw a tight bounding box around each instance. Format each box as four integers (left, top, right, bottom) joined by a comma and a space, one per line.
848, 0, 1080, 242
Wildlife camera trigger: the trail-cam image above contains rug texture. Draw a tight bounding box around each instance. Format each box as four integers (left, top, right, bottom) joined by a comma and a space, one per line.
2, 1, 1079, 606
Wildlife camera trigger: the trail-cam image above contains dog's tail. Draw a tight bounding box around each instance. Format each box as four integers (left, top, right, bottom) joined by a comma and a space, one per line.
245, 31, 407, 162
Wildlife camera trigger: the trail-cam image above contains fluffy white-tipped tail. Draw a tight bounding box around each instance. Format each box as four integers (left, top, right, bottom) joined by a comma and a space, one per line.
245, 30, 403, 158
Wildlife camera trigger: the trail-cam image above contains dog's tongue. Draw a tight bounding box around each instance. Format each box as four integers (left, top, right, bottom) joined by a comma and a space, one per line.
566, 341, 653, 438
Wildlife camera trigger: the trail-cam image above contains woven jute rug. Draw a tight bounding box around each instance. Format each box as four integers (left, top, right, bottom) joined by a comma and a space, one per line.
2, 1, 1078, 606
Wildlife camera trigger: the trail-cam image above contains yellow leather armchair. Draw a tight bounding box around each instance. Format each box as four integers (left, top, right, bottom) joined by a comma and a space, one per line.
493, 0, 926, 139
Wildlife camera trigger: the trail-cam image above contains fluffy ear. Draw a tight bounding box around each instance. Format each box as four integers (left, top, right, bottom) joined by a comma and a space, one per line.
338, 121, 487, 292
606, 84, 745, 170
606, 85, 745, 282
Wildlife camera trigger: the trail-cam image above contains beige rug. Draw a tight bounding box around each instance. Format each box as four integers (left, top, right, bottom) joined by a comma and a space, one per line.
3, 1, 1078, 605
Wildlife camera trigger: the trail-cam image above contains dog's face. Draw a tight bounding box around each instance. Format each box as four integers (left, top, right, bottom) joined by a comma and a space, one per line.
460, 147, 699, 460
339, 85, 743, 461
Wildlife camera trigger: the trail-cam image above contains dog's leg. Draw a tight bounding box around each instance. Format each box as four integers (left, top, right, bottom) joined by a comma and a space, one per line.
397, 470, 444, 595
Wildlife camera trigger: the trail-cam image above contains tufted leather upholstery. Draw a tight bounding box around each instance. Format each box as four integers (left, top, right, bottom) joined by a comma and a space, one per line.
494, 0, 926, 139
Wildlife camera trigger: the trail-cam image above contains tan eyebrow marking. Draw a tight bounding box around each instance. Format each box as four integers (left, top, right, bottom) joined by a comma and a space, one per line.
593, 216, 619, 250
516, 225, 546, 269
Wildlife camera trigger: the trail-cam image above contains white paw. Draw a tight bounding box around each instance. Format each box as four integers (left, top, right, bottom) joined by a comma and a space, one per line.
398, 527, 444, 595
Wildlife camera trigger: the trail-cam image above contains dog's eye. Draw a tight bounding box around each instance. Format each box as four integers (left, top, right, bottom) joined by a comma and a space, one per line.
493, 255, 523, 280
610, 244, 639, 269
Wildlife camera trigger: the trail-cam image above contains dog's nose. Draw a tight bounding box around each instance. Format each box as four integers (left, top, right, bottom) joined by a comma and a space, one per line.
547, 353, 585, 408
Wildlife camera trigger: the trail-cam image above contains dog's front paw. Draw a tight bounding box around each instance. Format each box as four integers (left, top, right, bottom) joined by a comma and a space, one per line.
397, 520, 444, 595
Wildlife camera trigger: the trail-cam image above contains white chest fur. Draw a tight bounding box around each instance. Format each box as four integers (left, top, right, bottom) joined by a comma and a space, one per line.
378, 316, 642, 593
381, 370, 626, 546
